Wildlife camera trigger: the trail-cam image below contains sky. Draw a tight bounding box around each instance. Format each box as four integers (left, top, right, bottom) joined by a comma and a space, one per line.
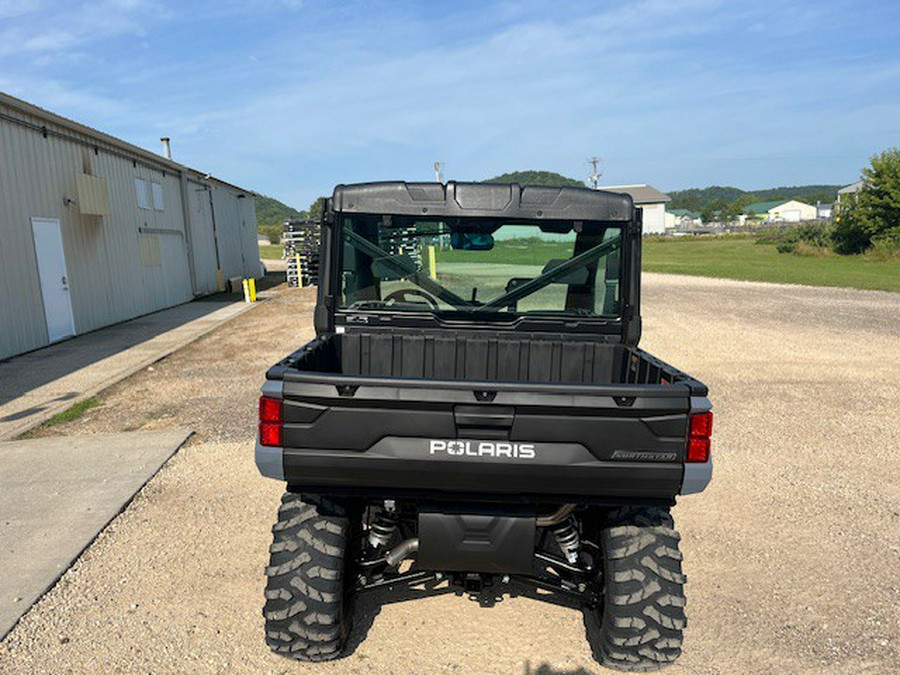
1, 0, 898, 209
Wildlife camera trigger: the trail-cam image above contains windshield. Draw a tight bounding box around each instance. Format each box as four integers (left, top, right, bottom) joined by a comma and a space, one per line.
338, 215, 623, 319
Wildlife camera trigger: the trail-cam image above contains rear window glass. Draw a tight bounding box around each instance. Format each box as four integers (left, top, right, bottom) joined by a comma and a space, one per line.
338, 215, 623, 319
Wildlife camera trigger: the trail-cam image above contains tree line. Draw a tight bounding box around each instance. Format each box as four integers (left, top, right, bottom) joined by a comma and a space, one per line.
256, 195, 325, 243
253, 156, 899, 257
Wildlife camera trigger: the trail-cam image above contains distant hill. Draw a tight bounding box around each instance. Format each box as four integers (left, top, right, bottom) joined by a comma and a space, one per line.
255, 194, 302, 231
668, 185, 842, 211
484, 171, 586, 188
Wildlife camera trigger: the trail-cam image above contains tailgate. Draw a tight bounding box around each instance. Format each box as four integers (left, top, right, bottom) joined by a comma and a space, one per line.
273, 373, 692, 501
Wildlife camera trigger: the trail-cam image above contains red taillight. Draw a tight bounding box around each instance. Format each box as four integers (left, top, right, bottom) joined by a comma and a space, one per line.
686, 411, 713, 463
258, 396, 283, 447
689, 411, 713, 437
687, 437, 710, 463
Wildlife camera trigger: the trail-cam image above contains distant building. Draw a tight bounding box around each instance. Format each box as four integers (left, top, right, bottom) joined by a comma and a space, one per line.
665, 208, 702, 229
0, 91, 260, 361
602, 185, 671, 234
836, 181, 863, 210
744, 199, 817, 223
816, 202, 833, 220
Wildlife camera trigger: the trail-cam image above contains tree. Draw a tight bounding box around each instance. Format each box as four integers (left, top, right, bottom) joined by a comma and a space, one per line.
669, 193, 702, 211
667, 185, 842, 211
483, 171, 586, 188
308, 196, 327, 221
719, 201, 743, 224
700, 198, 727, 223
832, 148, 900, 254
255, 194, 302, 230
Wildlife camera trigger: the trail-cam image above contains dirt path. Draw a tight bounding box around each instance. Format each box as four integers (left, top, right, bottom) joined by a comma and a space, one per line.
1, 275, 898, 674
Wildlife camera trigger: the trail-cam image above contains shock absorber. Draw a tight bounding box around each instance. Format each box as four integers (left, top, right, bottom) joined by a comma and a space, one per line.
368, 509, 398, 550
551, 516, 581, 564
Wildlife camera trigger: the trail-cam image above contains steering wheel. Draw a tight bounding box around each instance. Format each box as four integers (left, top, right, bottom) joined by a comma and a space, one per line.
383, 288, 439, 309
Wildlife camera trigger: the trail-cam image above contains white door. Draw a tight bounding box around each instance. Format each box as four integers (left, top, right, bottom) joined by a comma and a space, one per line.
31, 218, 76, 342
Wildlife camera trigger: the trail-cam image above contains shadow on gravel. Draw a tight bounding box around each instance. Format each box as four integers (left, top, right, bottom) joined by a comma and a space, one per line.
343, 577, 586, 659
524, 664, 595, 675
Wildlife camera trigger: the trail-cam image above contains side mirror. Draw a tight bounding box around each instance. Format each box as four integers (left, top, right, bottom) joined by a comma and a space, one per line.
451, 232, 494, 251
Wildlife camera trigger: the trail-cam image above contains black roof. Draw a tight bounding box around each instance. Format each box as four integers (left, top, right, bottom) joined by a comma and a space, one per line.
332, 181, 634, 222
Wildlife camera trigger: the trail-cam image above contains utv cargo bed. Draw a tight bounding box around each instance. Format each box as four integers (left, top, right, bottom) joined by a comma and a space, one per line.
260, 331, 708, 503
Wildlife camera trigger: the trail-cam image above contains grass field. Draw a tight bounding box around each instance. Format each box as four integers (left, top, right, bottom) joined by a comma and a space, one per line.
436, 239, 572, 265
435, 236, 899, 293
263, 235, 898, 293
642, 237, 899, 293
258, 243, 282, 260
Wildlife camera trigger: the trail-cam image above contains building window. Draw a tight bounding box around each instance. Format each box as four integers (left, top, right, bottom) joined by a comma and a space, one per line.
151, 182, 164, 211
135, 178, 149, 210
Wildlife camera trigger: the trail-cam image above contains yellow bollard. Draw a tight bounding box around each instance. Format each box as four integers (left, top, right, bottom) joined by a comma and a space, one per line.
427, 245, 437, 280
242, 279, 251, 303
249, 277, 257, 302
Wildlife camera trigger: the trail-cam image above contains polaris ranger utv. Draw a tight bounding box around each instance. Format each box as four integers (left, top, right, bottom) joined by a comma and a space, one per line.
256, 181, 713, 671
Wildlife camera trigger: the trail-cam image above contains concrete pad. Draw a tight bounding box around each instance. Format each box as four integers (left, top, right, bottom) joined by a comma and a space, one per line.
0, 299, 256, 440
0, 428, 191, 639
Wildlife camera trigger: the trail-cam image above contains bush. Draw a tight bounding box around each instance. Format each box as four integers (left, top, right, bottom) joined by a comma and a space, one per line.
776, 241, 796, 254
796, 222, 835, 248
792, 241, 831, 257
766, 222, 834, 254
259, 224, 282, 244
832, 148, 900, 253
832, 215, 872, 254
866, 227, 900, 261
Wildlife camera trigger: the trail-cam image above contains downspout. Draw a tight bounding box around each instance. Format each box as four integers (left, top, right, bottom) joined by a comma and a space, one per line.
208, 184, 224, 291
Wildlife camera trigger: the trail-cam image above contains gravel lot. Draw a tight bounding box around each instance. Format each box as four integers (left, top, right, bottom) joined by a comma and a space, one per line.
1, 274, 898, 674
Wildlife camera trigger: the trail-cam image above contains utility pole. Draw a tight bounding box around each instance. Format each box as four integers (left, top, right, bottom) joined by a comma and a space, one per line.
434, 161, 443, 183
588, 157, 603, 189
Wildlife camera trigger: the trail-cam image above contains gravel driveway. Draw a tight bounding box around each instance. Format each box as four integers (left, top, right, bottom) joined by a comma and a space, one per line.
1, 274, 898, 673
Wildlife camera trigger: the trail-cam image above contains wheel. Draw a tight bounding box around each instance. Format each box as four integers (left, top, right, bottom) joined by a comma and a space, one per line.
263, 493, 356, 661
586, 506, 687, 672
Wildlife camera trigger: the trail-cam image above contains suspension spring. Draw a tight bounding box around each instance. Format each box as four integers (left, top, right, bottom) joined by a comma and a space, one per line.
551, 516, 581, 564
368, 509, 398, 550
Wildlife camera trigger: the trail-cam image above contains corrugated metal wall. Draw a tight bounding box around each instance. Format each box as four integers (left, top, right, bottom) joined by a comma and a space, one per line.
0, 99, 259, 361
210, 182, 260, 283
186, 179, 220, 296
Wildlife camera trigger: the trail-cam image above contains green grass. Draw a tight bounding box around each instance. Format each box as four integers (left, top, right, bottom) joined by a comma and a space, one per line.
258, 244, 283, 260
433, 235, 898, 292
44, 398, 101, 427
436, 239, 572, 265
642, 236, 899, 292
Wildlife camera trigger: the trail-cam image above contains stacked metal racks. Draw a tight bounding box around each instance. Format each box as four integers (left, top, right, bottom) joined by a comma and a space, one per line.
380, 225, 423, 267
283, 219, 321, 287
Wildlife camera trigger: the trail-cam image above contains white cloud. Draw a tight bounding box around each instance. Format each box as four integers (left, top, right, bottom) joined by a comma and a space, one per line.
0, 0, 162, 58
1, 0, 898, 206
0, 0, 41, 20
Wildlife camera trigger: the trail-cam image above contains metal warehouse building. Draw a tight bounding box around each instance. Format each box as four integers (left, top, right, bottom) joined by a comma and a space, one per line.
0, 92, 260, 361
